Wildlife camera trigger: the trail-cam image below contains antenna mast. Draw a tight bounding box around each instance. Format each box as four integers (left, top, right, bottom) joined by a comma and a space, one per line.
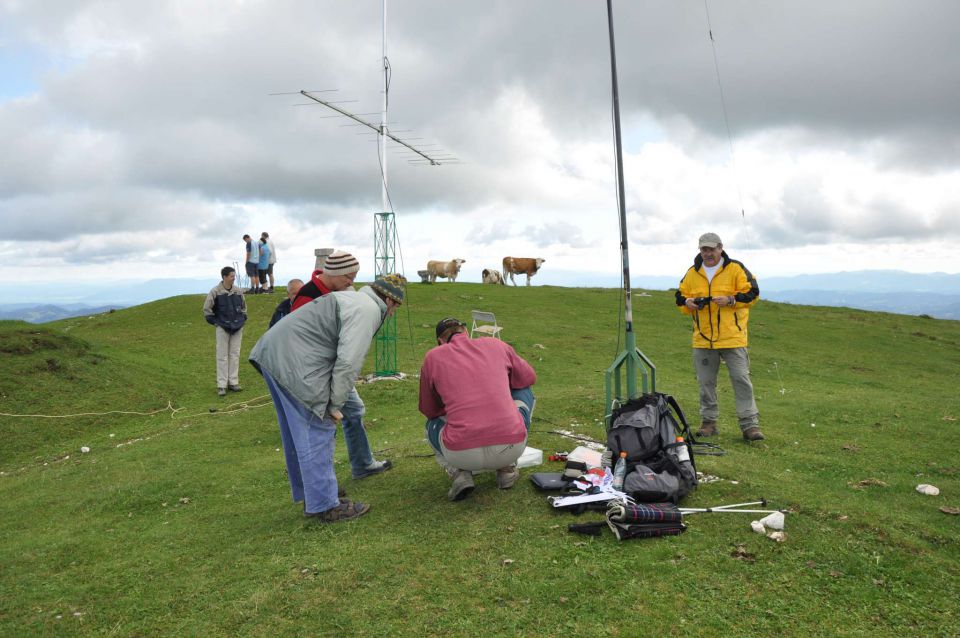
604, 0, 656, 424
286, 0, 452, 375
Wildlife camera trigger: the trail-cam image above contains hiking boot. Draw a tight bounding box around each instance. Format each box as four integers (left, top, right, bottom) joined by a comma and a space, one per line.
227, 384, 243, 392
496, 465, 520, 490
696, 421, 718, 437
217, 387, 227, 397
448, 470, 475, 501
306, 499, 370, 523
352, 459, 393, 480
742, 427, 765, 441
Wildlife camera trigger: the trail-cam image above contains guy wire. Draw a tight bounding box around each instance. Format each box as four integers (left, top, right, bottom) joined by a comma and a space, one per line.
703, 0, 753, 249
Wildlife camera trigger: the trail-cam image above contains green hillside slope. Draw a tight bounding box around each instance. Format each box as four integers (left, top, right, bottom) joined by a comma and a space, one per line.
1, 284, 958, 637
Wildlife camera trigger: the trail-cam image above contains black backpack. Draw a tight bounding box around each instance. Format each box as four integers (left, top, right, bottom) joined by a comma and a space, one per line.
607, 393, 698, 503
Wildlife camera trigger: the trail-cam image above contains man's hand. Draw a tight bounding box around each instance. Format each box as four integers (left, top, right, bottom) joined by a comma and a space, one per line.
714, 295, 736, 307
329, 409, 343, 425
684, 298, 700, 310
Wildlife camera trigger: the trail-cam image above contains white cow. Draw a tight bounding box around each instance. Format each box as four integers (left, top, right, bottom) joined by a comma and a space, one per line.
426, 259, 466, 283
481, 268, 505, 285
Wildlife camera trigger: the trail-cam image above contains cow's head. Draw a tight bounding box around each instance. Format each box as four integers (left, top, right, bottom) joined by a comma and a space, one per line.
534, 258, 545, 271
454, 258, 466, 270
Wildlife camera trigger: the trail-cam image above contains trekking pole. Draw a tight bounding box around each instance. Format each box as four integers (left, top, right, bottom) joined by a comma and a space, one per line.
680, 508, 780, 515
679, 499, 784, 515
704, 499, 767, 511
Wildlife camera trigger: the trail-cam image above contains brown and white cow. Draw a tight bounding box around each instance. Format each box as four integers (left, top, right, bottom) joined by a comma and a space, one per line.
502, 257, 545, 286
481, 268, 505, 285
426, 258, 466, 283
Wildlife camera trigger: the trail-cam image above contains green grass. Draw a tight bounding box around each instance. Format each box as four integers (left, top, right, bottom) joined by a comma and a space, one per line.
1, 284, 959, 637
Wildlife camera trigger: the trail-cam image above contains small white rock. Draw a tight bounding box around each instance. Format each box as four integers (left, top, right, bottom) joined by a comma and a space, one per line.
80, 447, 91, 453
759, 511, 785, 530
916, 484, 940, 496
767, 531, 787, 542
750, 520, 766, 534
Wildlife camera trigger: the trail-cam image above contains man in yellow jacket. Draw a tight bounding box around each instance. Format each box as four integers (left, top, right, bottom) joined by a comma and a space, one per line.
676, 232, 764, 441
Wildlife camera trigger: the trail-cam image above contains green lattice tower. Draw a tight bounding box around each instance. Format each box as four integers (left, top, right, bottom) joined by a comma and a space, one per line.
374, 212, 398, 376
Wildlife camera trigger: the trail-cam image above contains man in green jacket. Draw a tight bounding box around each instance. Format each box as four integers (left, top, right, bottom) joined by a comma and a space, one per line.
675, 233, 764, 441
250, 274, 405, 523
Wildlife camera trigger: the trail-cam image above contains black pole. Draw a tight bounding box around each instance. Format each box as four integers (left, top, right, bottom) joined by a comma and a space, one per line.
607, 0, 633, 335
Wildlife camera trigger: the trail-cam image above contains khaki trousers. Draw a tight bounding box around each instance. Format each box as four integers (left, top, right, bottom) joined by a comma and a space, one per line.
693, 347, 759, 430
215, 326, 243, 388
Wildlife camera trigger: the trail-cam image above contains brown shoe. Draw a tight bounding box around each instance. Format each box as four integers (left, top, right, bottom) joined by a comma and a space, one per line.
448, 470, 475, 501
696, 421, 718, 437
307, 499, 370, 523
742, 427, 765, 441
496, 465, 520, 490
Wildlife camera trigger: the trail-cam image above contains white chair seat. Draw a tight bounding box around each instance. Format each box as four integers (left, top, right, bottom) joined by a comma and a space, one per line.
471, 310, 502, 339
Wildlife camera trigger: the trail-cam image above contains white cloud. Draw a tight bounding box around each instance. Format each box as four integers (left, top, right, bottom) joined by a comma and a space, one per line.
2, 0, 960, 292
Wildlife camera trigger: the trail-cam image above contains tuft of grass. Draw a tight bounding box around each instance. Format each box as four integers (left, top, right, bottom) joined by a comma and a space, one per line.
1, 284, 959, 637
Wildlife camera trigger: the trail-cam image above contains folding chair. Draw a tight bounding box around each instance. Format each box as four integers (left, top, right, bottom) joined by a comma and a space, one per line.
470, 310, 503, 339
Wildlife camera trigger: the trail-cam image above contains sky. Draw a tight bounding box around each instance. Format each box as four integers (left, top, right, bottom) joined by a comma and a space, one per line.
1, 0, 958, 290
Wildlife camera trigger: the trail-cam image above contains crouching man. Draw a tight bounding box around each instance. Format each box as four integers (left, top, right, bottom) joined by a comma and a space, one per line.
249, 274, 405, 523
419, 317, 537, 501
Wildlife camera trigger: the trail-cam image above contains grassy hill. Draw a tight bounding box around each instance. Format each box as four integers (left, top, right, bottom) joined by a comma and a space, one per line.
1, 283, 958, 637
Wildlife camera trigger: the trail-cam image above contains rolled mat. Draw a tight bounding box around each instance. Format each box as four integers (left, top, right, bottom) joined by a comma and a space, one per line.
606, 502, 686, 540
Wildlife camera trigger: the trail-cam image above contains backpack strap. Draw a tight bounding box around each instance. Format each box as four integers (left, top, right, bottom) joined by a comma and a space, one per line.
663, 394, 693, 442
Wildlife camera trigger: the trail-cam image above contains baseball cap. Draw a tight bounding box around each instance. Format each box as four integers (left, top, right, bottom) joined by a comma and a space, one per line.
698, 232, 722, 248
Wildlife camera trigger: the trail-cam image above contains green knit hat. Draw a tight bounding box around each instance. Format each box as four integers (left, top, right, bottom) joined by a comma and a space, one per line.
371, 273, 406, 304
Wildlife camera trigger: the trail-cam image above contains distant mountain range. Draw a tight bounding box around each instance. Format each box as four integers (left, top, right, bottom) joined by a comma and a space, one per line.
0, 303, 126, 323
2, 270, 958, 322
555, 269, 960, 321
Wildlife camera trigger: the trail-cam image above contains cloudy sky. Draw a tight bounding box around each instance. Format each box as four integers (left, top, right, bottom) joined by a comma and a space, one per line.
1, 0, 958, 289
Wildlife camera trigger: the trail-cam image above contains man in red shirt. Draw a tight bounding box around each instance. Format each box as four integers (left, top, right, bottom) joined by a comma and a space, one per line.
291, 251, 360, 311
419, 317, 537, 501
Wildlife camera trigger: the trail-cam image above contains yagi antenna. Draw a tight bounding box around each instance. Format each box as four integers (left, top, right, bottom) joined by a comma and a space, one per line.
298, 90, 449, 166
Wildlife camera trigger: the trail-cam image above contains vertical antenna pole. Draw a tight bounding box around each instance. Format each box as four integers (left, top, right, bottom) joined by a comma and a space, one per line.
374, 0, 399, 376
603, 0, 656, 425
380, 0, 389, 213
608, 0, 636, 398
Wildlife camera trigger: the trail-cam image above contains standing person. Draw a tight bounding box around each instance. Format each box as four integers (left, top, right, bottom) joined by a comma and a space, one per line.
243, 234, 261, 294
268, 278, 304, 328
419, 317, 537, 501
249, 275, 405, 522
675, 232, 764, 441
261, 232, 277, 293
288, 250, 392, 480
257, 237, 271, 294
202, 266, 248, 397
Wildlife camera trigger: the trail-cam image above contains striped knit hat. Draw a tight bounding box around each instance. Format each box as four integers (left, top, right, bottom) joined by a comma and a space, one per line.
371, 273, 406, 304
323, 251, 360, 276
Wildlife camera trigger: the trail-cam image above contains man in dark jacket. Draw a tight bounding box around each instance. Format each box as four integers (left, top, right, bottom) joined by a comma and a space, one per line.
203, 266, 248, 396
268, 278, 304, 328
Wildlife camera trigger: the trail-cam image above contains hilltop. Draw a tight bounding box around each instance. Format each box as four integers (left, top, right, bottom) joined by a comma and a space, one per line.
1, 284, 958, 636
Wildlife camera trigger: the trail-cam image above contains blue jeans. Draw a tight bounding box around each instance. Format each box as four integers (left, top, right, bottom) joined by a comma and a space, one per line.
342, 388, 376, 475
262, 370, 339, 514
426, 386, 535, 455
